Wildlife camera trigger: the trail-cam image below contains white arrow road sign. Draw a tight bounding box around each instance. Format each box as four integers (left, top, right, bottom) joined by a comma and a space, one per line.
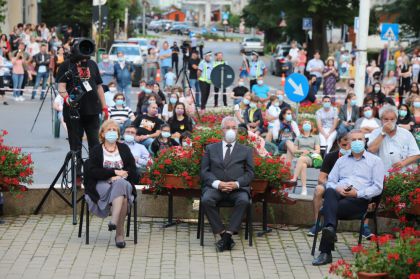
287, 78, 304, 96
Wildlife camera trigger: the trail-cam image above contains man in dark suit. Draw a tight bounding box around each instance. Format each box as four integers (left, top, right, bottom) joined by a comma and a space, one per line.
201, 116, 255, 252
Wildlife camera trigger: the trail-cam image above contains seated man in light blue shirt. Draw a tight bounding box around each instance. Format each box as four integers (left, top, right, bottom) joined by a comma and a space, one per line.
123, 126, 151, 174
312, 129, 384, 266
251, 76, 270, 102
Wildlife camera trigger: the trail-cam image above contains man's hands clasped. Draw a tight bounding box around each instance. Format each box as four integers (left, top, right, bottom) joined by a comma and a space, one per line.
218, 181, 238, 193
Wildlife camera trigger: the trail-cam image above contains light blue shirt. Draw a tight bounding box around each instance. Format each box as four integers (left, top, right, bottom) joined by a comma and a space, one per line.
98, 61, 114, 85
159, 48, 172, 68
125, 141, 150, 168
326, 151, 384, 200
165, 72, 176, 87
249, 60, 265, 78
252, 84, 270, 99
306, 58, 325, 78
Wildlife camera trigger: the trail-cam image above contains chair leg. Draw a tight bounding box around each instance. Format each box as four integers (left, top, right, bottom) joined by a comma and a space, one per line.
86, 200, 89, 245
248, 203, 253, 247
373, 215, 379, 251
200, 203, 205, 246
126, 203, 131, 238
358, 218, 365, 245
134, 199, 138, 244
311, 213, 322, 256
197, 200, 202, 239
78, 198, 85, 238
245, 213, 249, 240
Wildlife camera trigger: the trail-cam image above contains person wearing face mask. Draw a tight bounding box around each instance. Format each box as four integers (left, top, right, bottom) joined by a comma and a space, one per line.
152, 82, 166, 104
249, 51, 267, 90
234, 92, 251, 126
367, 82, 386, 108
103, 82, 117, 107
113, 52, 134, 107
108, 93, 135, 134
136, 82, 156, 115
180, 131, 193, 148
268, 108, 300, 161
312, 129, 384, 266
251, 76, 270, 103
140, 94, 162, 116
123, 125, 151, 174
290, 120, 321, 195
265, 95, 281, 142
85, 120, 139, 248
150, 124, 179, 156
354, 105, 381, 139
273, 90, 291, 111
162, 93, 179, 121
244, 95, 264, 135
368, 105, 420, 173
406, 82, 419, 107
146, 48, 159, 82
98, 54, 114, 86
316, 96, 339, 153
198, 51, 213, 112
396, 104, 414, 131
168, 102, 193, 141
337, 93, 359, 137
308, 133, 351, 236
201, 116, 254, 252
231, 78, 249, 105
411, 96, 420, 148
132, 102, 164, 149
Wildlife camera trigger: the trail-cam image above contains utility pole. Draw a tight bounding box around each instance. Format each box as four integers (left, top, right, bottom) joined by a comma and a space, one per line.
142, 1, 147, 36
354, 0, 370, 106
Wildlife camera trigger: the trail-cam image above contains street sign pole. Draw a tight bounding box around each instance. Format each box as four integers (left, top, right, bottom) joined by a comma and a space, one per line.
384, 37, 390, 77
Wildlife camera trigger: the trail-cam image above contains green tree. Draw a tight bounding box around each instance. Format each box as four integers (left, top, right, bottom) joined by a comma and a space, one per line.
0, 0, 7, 32
383, 0, 420, 37
242, 0, 359, 58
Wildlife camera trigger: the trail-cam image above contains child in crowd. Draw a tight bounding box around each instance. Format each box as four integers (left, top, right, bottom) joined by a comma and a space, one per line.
164, 68, 176, 88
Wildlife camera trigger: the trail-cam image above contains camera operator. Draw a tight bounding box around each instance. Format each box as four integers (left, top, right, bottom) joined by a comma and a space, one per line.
56, 38, 107, 177
181, 40, 191, 69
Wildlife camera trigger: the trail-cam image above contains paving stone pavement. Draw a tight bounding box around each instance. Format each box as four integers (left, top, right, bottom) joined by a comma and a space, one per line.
0, 215, 362, 279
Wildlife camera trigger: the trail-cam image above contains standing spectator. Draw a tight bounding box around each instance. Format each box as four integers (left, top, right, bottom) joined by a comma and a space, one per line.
354, 105, 381, 139
10, 42, 30, 101
40, 23, 50, 42
248, 51, 266, 90
164, 67, 176, 88
316, 96, 339, 153
0, 53, 7, 105
239, 49, 250, 79
27, 36, 40, 57
396, 104, 414, 131
188, 51, 201, 106
31, 43, 50, 100
288, 41, 300, 72
397, 52, 412, 98
52, 46, 65, 78
251, 76, 270, 103
170, 41, 180, 75
168, 102, 194, 141
337, 93, 359, 136
297, 49, 307, 74
213, 52, 228, 107
339, 49, 351, 79
159, 42, 172, 88
412, 52, 420, 83
63, 26, 73, 43
377, 43, 388, 74
231, 78, 249, 105
98, 53, 114, 86
306, 51, 324, 95
114, 52, 134, 107
22, 27, 31, 46
146, 48, 159, 83
198, 51, 213, 112
123, 126, 150, 175
108, 93, 135, 133
133, 102, 164, 149
322, 57, 338, 99
368, 105, 420, 173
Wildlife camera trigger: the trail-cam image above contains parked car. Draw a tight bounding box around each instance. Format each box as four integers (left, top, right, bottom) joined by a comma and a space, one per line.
127, 37, 149, 56
170, 24, 191, 36
109, 43, 144, 87
2, 60, 13, 88
147, 20, 163, 32
269, 43, 301, 76
240, 37, 264, 55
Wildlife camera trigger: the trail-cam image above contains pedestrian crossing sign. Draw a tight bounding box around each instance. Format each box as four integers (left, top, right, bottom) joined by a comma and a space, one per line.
380, 23, 399, 41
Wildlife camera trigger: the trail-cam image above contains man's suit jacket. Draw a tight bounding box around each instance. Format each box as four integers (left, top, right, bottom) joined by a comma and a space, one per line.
200, 141, 255, 195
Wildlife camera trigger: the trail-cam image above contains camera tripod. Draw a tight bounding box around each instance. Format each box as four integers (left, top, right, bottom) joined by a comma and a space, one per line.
175, 64, 201, 122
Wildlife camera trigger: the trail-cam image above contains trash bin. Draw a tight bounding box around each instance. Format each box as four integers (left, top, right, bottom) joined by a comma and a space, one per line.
96, 48, 107, 63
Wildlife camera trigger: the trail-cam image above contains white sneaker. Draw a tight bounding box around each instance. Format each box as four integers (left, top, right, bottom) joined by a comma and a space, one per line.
19, 96, 25, 101
301, 189, 307, 195
14, 97, 19, 101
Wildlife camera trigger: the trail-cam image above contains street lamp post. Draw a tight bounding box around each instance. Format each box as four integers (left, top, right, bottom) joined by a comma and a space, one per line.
142, 1, 148, 36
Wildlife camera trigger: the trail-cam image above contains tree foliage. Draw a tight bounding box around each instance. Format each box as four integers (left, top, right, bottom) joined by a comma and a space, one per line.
383, 0, 420, 37
0, 0, 7, 32
242, 0, 359, 58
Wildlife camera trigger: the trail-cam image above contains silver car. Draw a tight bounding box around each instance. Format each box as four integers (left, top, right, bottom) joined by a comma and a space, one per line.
240, 37, 264, 55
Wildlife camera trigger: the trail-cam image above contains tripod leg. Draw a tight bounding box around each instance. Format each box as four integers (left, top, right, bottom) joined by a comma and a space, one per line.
72, 152, 78, 225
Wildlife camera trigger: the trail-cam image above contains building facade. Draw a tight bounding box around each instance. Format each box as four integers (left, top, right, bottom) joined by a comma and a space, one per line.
0, 0, 38, 34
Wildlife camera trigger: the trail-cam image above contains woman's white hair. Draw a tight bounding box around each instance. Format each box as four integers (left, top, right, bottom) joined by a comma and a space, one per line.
378, 104, 398, 119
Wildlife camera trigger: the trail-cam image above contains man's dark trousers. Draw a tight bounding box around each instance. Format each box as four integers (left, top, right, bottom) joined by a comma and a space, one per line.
319, 188, 369, 253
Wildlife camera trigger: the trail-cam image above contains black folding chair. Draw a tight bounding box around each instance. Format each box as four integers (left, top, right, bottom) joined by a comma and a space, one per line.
196, 198, 253, 247
311, 194, 382, 256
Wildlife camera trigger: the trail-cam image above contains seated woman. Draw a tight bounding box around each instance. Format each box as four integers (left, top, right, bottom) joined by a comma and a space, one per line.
266, 108, 300, 161
150, 124, 179, 156
264, 95, 281, 142
382, 70, 398, 95
290, 120, 321, 196
337, 93, 359, 136
234, 92, 251, 127
85, 120, 139, 248
354, 105, 381, 139
108, 93, 135, 134
244, 95, 264, 135
162, 92, 178, 121
397, 104, 414, 131
168, 102, 193, 142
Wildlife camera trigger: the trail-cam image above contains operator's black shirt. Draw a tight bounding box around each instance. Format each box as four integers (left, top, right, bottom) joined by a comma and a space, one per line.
57, 59, 103, 115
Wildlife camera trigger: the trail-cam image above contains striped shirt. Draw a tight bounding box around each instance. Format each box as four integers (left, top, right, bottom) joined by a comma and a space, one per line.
108, 106, 134, 123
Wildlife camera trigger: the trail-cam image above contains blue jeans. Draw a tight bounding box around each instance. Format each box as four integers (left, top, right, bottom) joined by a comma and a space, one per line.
189, 79, 200, 105
117, 84, 132, 107
32, 71, 49, 99
312, 77, 322, 95
140, 137, 154, 149
161, 66, 170, 87
12, 74, 24, 98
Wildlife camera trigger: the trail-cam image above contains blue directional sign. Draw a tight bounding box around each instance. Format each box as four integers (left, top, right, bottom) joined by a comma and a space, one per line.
381, 23, 399, 41
284, 73, 309, 103
302, 18, 312, 31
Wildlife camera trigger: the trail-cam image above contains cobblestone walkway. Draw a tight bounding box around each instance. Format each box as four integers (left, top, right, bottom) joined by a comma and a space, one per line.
0, 215, 358, 279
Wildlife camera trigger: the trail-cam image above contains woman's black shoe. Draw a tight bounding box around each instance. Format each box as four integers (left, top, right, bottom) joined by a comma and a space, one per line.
115, 237, 126, 248
108, 222, 117, 231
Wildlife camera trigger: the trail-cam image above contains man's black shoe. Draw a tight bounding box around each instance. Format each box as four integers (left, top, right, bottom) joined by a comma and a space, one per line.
312, 253, 332, 266
321, 226, 336, 246
216, 238, 225, 252
225, 238, 235, 250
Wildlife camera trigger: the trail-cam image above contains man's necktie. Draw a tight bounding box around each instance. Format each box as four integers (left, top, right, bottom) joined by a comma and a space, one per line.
224, 144, 232, 165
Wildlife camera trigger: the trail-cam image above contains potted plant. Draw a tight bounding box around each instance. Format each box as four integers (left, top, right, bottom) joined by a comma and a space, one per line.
380, 165, 420, 226
252, 155, 292, 194
0, 130, 33, 197
148, 146, 201, 191
329, 227, 420, 278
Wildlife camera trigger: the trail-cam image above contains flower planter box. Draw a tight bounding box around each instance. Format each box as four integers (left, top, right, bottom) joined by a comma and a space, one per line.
162, 174, 200, 189
357, 271, 388, 279
251, 179, 269, 194
406, 204, 420, 215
